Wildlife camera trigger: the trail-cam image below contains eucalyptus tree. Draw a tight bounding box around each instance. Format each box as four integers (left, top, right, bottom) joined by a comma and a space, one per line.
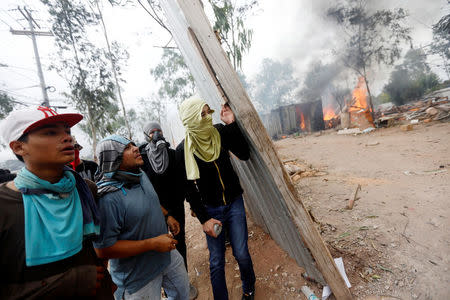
0, 91, 17, 119
208, 0, 257, 70
42, 0, 122, 157
252, 58, 299, 112
327, 0, 412, 114
430, 11, 450, 79
151, 48, 196, 104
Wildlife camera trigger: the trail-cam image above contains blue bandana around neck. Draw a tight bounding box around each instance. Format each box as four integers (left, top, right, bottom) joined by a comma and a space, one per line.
14, 167, 99, 267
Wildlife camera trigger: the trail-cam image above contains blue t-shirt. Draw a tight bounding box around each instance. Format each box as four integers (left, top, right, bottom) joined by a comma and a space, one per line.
93, 174, 170, 296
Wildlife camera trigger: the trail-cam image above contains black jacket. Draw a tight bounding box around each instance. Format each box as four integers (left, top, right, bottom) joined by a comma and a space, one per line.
176, 122, 250, 221
139, 145, 206, 220
75, 160, 98, 182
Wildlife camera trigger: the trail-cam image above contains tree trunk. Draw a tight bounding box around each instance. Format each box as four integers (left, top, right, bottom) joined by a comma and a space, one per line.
94, 0, 132, 139
87, 105, 98, 162
362, 68, 375, 120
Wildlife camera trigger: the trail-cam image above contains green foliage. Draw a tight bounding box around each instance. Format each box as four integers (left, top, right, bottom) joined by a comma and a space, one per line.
430, 13, 450, 60
0, 92, 16, 119
151, 49, 195, 104
429, 12, 450, 79
208, 0, 257, 70
252, 58, 299, 112
384, 49, 441, 105
376, 92, 391, 105
42, 0, 122, 153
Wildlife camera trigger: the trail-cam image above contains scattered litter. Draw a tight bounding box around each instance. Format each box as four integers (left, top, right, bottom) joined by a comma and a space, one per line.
410, 119, 419, 124
301, 285, 319, 300
194, 267, 201, 276
322, 257, 351, 300
404, 169, 447, 176
429, 260, 438, 266
337, 128, 362, 135
362, 127, 376, 133
338, 232, 351, 239
378, 264, 393, 273
372, 274, 381, 280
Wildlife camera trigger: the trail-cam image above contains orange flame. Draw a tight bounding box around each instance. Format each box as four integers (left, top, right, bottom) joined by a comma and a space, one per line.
323, 105, 337, 121
300, 112, 305, 130
349, 77, 371, 113
349, 76, 374, 127
323, 105, 338, 128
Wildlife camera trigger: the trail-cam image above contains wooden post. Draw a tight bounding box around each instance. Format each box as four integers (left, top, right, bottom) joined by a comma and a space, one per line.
160, 0, 353, 298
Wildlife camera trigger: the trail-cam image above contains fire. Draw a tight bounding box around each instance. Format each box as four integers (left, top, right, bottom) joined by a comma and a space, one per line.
323, 105, 338, 128
349, 76, 374, 128
323, 106, 337, 121
300, 112, 305, 130
349, 77, 371, 113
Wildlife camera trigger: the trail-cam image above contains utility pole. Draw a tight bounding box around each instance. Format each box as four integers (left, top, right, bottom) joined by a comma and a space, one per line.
11, 6, 52, 107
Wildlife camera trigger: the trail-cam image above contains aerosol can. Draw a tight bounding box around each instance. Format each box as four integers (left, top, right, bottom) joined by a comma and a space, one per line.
213, 223, 222, 236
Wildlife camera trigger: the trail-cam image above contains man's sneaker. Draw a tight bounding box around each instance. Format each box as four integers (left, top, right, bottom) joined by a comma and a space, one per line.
189, 283, 198, 300
242, 291, 254, 300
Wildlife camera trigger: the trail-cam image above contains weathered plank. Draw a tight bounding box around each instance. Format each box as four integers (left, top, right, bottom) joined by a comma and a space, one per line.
160, 0, 353, 298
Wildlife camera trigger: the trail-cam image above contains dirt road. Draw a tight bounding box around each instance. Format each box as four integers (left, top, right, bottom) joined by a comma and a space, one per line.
184, 121, 450, 299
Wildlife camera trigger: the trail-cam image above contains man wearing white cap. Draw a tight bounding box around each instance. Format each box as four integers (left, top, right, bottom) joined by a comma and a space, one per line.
0, 106, 113, 299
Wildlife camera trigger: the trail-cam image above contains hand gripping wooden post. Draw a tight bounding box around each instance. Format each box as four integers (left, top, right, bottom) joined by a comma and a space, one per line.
159, 0, 353, 298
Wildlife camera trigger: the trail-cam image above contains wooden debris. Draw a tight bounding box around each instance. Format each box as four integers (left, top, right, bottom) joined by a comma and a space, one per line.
347, 184, 362, 209
400, 124, 413, 131
283, 160, 327, 182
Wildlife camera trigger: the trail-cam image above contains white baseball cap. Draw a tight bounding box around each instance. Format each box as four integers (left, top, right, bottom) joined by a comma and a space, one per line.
1, 106, 83, 143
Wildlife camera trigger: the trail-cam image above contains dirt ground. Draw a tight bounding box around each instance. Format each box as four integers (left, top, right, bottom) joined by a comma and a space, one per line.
184, 121, 450, 300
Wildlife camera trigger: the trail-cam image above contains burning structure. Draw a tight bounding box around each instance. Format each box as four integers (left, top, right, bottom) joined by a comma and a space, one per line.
323, 76, 375, 131
346, 77, 374, 129
261, 100, 325, 138
261, 77, 376, 138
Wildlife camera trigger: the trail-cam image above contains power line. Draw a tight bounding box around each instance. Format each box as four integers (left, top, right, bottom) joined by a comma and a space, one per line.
0, 16, 13, 28
0, 67, 38, 83
0, 88, 41, 102
0, 63, 36, 72
7, 84, 40, 91
0, 9, 26, 29
10, 6, 52, 107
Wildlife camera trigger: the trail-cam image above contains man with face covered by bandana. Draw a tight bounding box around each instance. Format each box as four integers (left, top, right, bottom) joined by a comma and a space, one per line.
177, 96, 256, 300
139, 122, 200, 300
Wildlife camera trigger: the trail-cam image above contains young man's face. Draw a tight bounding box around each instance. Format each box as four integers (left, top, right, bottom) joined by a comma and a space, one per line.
12, 123, 75, 167
119, 143, 144, 171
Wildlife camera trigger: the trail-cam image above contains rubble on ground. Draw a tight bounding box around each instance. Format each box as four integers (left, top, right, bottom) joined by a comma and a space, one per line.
375, 96, 450, 127
283, 159, 327, 182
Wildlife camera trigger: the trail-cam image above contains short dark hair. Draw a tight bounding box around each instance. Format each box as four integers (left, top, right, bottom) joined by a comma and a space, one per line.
14, 133, 29, 162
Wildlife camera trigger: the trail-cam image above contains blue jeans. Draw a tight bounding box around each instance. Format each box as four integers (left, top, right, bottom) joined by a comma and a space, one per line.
123, 250, 189, 300
205, 195, 255, 300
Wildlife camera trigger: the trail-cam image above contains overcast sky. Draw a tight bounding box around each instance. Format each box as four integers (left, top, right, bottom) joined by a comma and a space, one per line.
0, 0, 448, 160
